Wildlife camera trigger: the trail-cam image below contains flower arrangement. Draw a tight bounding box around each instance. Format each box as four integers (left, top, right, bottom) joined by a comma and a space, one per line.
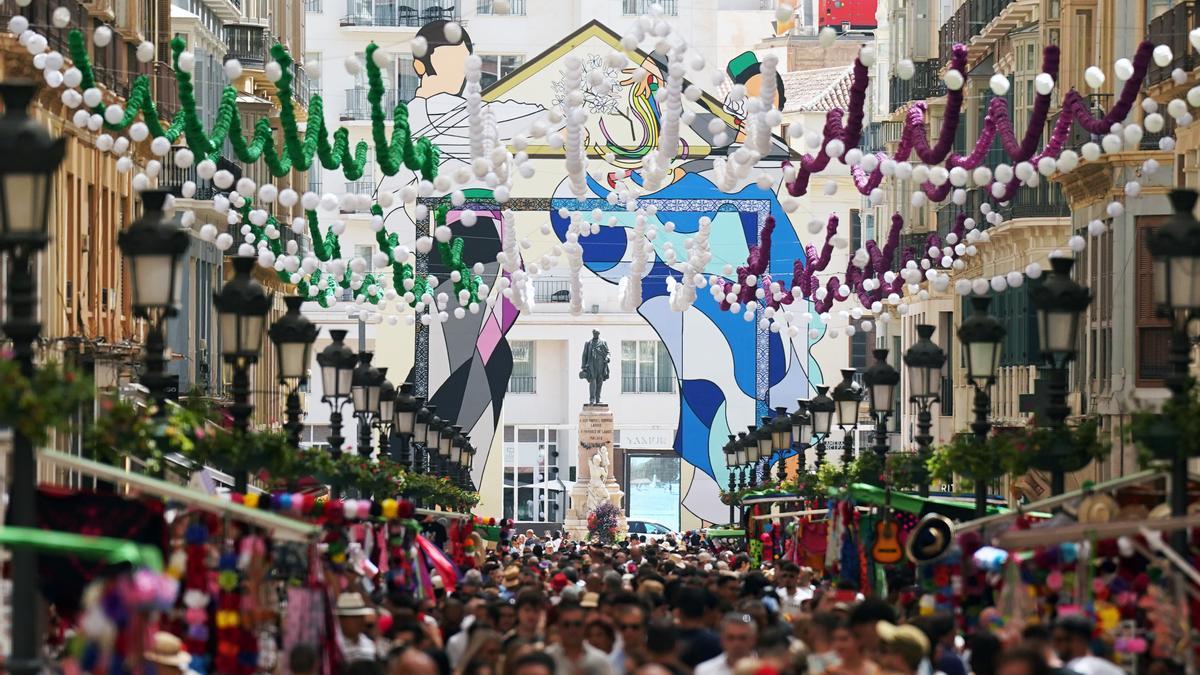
0, 358, 94, 445
587, 501, 622, 545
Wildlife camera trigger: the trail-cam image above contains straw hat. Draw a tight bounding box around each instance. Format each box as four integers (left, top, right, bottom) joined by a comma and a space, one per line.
580, 591, 601, 608
503, 565, 522, 589
335, 592, 375, 617
144, 631, 192, 668
1078, 494, 1119, 524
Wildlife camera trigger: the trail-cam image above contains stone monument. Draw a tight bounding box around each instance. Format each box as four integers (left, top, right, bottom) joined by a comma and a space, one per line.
565, 331, 626, 538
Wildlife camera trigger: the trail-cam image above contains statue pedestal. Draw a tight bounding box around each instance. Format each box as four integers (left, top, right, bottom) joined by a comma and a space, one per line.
564, 404, 627, 540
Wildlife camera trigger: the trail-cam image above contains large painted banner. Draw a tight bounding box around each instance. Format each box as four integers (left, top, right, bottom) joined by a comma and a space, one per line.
379, 20, 845, 524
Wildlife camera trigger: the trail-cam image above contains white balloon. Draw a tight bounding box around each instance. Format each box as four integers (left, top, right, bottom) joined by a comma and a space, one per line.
1154, 45, 1174, 68
1035, 72, 1055, 95
1084, 66, 1106, 89
989, 73, 1010, 96
896, 59, 915, 80
818, 26, 838, 48
1114, 58, 1134, 81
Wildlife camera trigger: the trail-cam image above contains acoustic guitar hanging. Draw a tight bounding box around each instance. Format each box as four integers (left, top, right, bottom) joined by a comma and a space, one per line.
871, 482, 903, 565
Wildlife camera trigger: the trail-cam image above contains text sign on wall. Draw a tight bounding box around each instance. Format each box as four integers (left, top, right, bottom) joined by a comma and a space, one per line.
616, 429, 675, 450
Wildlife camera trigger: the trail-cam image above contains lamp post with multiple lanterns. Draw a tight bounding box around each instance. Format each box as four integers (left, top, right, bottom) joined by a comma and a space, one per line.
904, 324, 946, 498
957, 296, 1006, 516
808, 386, 835, 468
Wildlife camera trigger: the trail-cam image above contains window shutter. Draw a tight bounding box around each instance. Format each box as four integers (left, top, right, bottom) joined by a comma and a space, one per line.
1135, 217, 1168, 326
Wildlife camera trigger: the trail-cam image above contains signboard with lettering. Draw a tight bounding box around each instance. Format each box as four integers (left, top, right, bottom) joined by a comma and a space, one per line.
616, 429, 675, 450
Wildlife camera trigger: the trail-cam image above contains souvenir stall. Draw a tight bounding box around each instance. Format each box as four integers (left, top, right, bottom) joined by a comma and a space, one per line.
18, 450, 478, 674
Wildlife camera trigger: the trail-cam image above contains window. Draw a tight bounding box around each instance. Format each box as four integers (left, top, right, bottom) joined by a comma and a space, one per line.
627, 454, 680, 530
1136, 218, 1172, 385
346, 159, 374, 196
478, 54, 525, 89
303, 52, 321, 96
622, 341, 674, 393
305, 0, 321, 11
508, 341, 536, 393
396, 54, 418, 101
623, 0, 678, 15
503, 426, 562, 522
477, 0, 526, 14
354, 244, 375, 271
849, 209, 862, 252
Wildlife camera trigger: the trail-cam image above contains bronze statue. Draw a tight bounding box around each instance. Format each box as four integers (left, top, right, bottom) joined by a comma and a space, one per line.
580, 329, 610, 405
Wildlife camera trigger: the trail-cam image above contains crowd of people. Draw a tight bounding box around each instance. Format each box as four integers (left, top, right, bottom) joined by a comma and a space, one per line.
258, 530, 1167, 675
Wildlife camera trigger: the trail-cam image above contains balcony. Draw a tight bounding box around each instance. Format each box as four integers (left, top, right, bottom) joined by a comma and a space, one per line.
224, 24, 268, 70
533, 280, 571, 303
507, 376, 536, 394
997, 181, 1069, 220
160, 149, 232, 202
342, 88, 401, 120
340, 3, 457, 27
888, 60, 940, 112
1147, 2, 1197, 87
1047, 94, 1109, 153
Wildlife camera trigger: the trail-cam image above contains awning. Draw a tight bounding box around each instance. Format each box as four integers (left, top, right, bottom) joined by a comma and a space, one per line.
841, 483, 995, 521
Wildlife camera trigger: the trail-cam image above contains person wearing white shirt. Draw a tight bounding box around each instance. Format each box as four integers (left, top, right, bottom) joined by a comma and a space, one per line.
695, 612, 758, 675
334, 592, 378, 664
1054, 616, 1125, 675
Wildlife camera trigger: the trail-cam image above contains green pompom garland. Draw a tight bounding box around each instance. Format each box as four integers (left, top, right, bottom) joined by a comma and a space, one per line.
66, 31, 440, 182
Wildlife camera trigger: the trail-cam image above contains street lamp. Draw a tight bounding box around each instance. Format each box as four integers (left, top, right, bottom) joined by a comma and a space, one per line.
734, 432, 749, 490
809, 385, 835, 468
351, 352, 382, 458
427, 414, 446, 476
743, 429, 758, 487
0, 81, 67, 675
1146, 188, 1200, 552
790, 400, 812, 474
375, 370, 395, 459
832, 368, 863, 467
316, 329, 357, 459
754, 421, 772, 486
771, 407, 794, 482
1030, 256, 1094, 497
724, 435, 739, 523
904, 324, 945, 497
214, 256, 273, 491
118, 190, 189, 419
411, 401, 431, 472
392, 382, 419, 465
269, 296, 319, 448
863, 349, 900, 480
957, 296, 1006, 516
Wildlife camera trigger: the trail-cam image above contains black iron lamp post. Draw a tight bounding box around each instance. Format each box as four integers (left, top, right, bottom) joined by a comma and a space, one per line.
440, 424, 458, 479
832, 368, 864, 467
269, 296, 319, 448
752, 423, 770, 487
375, 373, 396, 459
809, 385, 835, 468
742, 430, 757, 488
350, 352, 382, 458
411, 402, 431, 472
1030, 257, 1094, 497
770, 407, 794, 482
724, 436, 739, 522
462, 440, 477, 490
1147, 188, 1200, 553
391, 382, 419, 465
213, 256, 273, 492
904, 324, 946, 497
790, 400, 812, 476
118, 189, 190, 420
426, 414, 446, 476
864, 349, 901, 477
0, 81, 67, 675
316, 329, 356, 459
734, 432, 749, 490
450, 432, 466, 488
957, 296, 1006, 516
